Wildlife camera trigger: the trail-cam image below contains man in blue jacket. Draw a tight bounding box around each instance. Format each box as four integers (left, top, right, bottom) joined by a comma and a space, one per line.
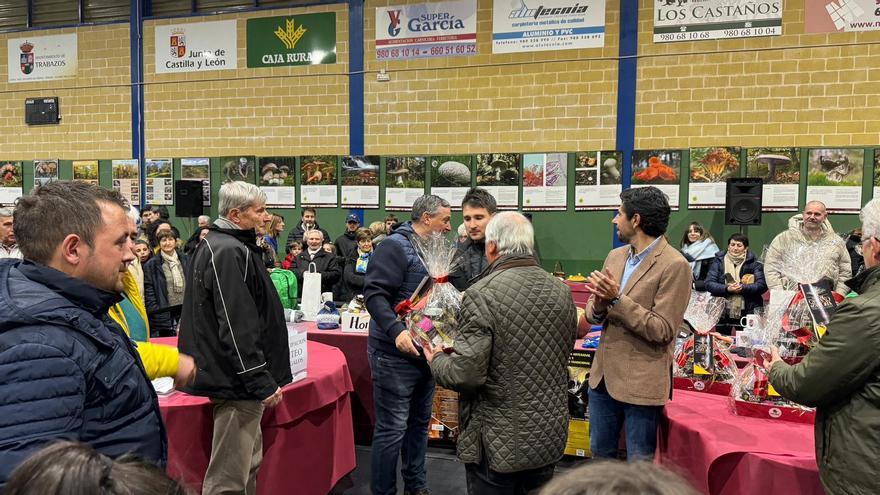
364, 195, 452, 495
0, 181, 167, 486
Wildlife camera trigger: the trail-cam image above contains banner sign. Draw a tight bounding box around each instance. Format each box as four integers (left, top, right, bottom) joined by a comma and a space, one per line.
653, 0, 783, 42
376, 0, 477, 60
154, 20, 237, 73
492, 0, 605, 53
805, 0, 880, 32
8, 33, 77, 83
247, 13, 336, 67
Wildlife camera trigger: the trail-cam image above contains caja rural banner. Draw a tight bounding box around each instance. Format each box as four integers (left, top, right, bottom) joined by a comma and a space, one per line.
8, 33, 77, 83
492, 0, 606, 53
805, 0, 880, 33
376, 0, 477, 60
247, 13, 336, 67
653, 0, 783, 43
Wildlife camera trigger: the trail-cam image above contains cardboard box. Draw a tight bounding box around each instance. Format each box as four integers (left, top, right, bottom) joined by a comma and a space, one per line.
564, 419, 591, 457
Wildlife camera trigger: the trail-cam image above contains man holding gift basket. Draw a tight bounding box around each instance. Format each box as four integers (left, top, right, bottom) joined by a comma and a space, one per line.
424, 212, 577, 494
766, 198, 880, 495
585, 186, 692, 460
364, 194, 452, 495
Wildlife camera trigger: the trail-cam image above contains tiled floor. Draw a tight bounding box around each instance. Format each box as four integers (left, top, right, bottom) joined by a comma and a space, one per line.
330, 445, 589, 494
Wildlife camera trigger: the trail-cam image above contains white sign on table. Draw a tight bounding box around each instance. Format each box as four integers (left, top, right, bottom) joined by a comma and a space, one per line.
288, 327, 308, 383
154, 20, 237, 73
341, 312, 371, 333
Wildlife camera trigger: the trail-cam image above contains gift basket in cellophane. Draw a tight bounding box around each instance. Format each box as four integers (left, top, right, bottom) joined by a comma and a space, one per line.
730, 240, 847, 423
394, 232, 462, 351
673, 292, 739, 395
730, 292, 816, 423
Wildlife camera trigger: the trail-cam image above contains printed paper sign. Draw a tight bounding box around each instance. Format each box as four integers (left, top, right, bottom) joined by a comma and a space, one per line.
0, 161, 23, 206
154, 20, 237, 73
688, 147, 741, 209
8, 33, 77, 83
654, 0, 783, 42
631, 150, 682, 210
386, 156, 426, 211
259, 157, 296, 207
300, 155, 338, 207
145, 158, 173, 206
574, 151, 622, 211
522, 153, 568, 211
475, 153, 519, 209
805, 148, 864, 214
492, 0, 606, 53
746, 147, 800, 211
430, 155, 473, 210
181, 158, 211, 206
341, 155, 380, 208
112, 159, 140, 207
376, 0, 477, 60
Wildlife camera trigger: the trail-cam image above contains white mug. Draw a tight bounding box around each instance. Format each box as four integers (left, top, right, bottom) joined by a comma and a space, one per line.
740, 314, 759, 330
321, 292, 334, 304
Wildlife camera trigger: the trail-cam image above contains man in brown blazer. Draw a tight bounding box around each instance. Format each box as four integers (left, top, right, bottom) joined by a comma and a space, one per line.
585, 186, 692, 460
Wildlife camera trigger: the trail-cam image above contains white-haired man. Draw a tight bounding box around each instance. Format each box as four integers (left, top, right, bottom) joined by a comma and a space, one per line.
766, 198, 880, 495
425, 212, 577, 494
198, 215, 211, 228
0, 207, 20, 259
178, 181, 292, 495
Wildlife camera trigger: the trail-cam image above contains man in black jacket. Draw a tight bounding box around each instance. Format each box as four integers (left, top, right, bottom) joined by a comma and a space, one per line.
285, 207, 331, 247
450, 188, 497, 291
365, 195, 452, 495
334, 213, 361, 260
178, 181, 292, 495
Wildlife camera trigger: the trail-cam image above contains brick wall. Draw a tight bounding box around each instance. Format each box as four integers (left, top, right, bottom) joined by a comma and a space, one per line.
0, 24, 131, 159
143, 4, 350, 157
364, 0, 620, 154
635, 0, 880, 149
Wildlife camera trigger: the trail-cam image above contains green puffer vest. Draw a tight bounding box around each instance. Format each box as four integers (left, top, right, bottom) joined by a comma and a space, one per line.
432, 255, 577, 473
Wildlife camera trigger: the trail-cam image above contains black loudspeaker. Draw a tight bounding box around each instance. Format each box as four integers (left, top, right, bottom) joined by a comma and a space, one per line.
175, 180, 203, 217
725, 178, 763, 225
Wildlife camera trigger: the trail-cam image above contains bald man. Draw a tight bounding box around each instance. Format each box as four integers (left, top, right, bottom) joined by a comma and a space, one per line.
764, 201, 851, 295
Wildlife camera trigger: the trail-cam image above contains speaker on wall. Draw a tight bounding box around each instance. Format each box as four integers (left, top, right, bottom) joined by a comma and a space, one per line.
175, 180, 203, 217
725, 178, 763, 225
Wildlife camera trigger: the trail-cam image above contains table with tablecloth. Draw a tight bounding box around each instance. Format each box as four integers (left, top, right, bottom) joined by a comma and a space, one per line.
293, 322, 375, 445
658, 389, 824, 495
153, 337, 356, 495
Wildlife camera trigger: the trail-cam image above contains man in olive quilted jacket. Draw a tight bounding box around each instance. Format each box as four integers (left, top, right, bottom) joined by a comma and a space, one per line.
425, 212, 577, 495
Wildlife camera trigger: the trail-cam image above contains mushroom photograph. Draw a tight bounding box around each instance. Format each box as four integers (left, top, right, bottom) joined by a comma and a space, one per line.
631, 150, 681, 185
475, 153, 519, 186
746, 148, 800, 185
386, 156, 425, 188
0, 162, 22, 188
299, 155, 337, 185
259, 157, 295, 187
430, 156, 472, 187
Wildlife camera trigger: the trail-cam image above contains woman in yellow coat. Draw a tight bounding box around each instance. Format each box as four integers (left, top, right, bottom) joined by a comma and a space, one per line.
108, 270, 181, 380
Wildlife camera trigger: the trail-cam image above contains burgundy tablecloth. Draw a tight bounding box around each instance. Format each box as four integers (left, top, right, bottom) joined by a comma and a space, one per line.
565, 280, 591, 306
658, 390, 824, 495
154, 338, 356, 495
295, 322, 374, 445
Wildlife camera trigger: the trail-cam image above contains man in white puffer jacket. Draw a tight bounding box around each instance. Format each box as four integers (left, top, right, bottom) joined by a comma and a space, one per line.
763, 201, 851, 295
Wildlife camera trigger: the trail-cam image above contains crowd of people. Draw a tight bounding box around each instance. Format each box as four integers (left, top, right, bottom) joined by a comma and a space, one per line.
0, 179, 878, 495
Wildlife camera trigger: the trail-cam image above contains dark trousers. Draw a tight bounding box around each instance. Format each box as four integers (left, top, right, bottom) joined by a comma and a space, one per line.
588, 380, 662, 461
368, 347, 435, 495
465, 453, 555, 495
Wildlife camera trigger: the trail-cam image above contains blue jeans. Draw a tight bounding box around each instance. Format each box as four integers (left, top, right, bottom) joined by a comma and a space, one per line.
588, 380, 662, 461
368, 347, 436, 495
